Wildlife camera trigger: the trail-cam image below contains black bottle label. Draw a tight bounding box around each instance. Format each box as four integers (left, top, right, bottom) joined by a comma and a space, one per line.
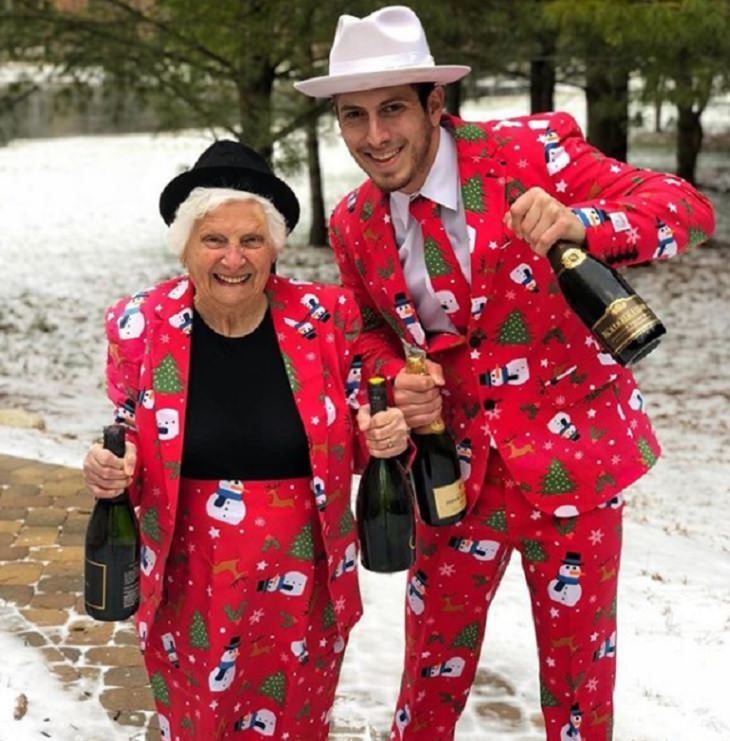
85, 558, 107, 610
593, 295, 662, 355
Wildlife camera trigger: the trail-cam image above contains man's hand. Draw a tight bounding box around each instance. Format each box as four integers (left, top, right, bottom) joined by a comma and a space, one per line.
83, 441, 137, 499
504, 186, 586, 257
393, 359, 444, 429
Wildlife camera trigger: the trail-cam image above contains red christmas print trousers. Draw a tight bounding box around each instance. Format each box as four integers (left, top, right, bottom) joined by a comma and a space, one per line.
392, 453, 623, 741
143, 477, 347, 740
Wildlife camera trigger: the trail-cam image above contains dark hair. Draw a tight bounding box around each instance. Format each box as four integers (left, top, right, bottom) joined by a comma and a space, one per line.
412, 82, 437, 111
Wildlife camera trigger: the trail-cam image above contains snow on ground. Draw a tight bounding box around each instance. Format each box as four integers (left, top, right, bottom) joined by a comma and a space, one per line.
0, 99, 729, 739
0, 602, 129, 741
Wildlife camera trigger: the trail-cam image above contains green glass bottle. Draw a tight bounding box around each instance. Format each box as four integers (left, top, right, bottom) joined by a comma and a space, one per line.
84, 424, 140, 621
356, 377, 416, 573
548, 241, 666, 366
405, 348, 467, 527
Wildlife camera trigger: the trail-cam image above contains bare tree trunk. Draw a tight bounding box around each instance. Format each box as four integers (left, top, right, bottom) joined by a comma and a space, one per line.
585, 61, 629, 161
676, 104, 703, 185
445, 79, 461, 118
306, 113, 327, 246
530, 36, 555, 114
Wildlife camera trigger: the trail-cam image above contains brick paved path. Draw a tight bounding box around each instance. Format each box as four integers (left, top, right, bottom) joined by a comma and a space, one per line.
0, 453, 379, 740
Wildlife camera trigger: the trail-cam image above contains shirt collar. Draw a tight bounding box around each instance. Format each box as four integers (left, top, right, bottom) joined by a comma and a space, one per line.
391, 127, 459, 230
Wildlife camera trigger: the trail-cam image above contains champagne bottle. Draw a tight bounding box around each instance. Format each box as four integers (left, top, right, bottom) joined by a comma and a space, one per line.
405, 347, 467, 526
356, 377, 416, 573
548, 241, 666, 366
84, 424, 140, 621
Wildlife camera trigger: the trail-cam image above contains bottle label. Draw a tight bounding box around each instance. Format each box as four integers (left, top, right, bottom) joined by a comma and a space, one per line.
122, 561, 140, 609
85, 558, 107, 610
593, 296, 662, 354
434, 479, 467, 520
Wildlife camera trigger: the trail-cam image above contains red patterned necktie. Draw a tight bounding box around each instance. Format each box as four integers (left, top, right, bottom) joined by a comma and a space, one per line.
409, 195, 471, 333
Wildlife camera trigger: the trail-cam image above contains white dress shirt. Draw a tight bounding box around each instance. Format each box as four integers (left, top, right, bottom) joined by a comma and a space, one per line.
390, 127, 471, 334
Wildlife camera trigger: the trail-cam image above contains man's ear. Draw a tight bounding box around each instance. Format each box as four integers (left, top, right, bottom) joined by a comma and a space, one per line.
428, 86, 446, 123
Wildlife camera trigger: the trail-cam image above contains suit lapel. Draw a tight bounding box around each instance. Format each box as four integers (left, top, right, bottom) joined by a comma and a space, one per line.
149, 277, 193, 519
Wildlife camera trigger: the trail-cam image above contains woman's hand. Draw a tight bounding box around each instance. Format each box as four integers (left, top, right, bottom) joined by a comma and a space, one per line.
83, 441, 137, 498
357, 405, 409, 458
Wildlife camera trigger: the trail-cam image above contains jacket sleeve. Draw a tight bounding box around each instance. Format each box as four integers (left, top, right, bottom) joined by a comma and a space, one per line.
104, 297, 144, 506
329, 211, 406, 390
543, 112, 716, 266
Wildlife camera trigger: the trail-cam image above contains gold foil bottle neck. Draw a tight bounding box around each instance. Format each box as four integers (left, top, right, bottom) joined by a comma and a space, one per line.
560, 247, 587, 271
404, 347, 445, 434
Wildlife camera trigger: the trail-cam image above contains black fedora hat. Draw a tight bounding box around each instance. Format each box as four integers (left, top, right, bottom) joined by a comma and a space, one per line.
159, 140, 300, 232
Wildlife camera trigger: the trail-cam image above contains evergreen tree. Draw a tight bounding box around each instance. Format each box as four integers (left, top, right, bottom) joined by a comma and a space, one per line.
141, 507, 161, 543
521, 537, 548, 562
153, 353, 182, 394
540, 458, 576, 495
322, 601, 336, 630
540, 681, 560, 707
281, 351, 300, 393
497, 310, 531, 344
451, 621, 480, 650
150, 672, 170, 706
288, 523, 315, 561
462, 175, 486, 213
424, 237, 453, 277
339, 508, 354, 536
189, 610, 210, 650
637, 437, 657, 468
453, 122, 487, 141
484, 509, 508, 533
259, 671, 287, 706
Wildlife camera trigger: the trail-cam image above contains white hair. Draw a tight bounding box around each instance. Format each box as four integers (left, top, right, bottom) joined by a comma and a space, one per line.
167, 187, 287, 259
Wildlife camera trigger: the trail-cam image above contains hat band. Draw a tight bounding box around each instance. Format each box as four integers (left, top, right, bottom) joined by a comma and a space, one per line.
330, 51, 435, 77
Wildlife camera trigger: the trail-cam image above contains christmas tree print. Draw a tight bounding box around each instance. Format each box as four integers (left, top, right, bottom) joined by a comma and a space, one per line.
360, 200, 373, 221
150, 672, 171, 706
153, 353, 183, 394
181, 717, 194, 732
322, 601, 336, 630
497, 310, 531, 344
288, 523, 315, 561
424, 237, 453, 277
462, 175, 486, 213
362, 304, 385, 331
451, 621, 480, 650
521, 537, 548, 562
637, 437, 657, 468
281, 351, 300, 393
189, 610, 210, 649
339, 508, 354, 536
141, 507, 161, 543
688, 227, 710, 248
540, 458, 576, 495
484, 508, 507, 533
259, 671, 287, 706
540, 681, 560, 707
453, 122, 487, 141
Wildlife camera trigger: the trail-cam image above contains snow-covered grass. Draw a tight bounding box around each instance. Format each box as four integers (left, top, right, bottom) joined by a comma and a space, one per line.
0, 105, 729, 739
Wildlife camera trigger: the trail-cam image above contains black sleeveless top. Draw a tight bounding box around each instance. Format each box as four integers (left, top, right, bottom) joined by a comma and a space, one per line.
180, 309, 312, 480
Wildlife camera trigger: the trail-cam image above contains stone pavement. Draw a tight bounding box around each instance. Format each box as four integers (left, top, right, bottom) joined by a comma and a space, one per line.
0, 453, 379, 741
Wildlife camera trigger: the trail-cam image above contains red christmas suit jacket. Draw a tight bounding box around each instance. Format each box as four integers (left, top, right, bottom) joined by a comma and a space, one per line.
329, 112, 715, 518
104, 273, 364, 637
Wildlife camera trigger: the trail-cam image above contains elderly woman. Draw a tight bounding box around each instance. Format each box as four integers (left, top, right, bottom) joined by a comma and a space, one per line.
83, 140, 408, 740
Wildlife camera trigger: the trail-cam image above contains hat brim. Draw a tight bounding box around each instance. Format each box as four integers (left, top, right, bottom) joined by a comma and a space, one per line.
159, 165, 300, 232
294, 65, 471, 98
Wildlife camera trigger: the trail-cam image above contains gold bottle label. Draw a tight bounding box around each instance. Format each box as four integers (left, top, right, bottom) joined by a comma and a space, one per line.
592, 295, 661, 354
434, 479, 467, 519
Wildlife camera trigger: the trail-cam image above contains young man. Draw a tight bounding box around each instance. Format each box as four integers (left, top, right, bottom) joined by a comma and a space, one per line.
297, 6, 715, 740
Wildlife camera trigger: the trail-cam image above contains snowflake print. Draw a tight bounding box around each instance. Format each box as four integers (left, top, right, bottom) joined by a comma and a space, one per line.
335, 596, 347, 613
160, 333, 170, 344
249, 608, 264, 624
588, 529, 604, 545
587, 677, 599, 692
546, 656, 556, 668
254, 516, 266, 527
626, 226, 640, 245
505, 289, 516, 300
208, 527, 220, 539
439, 563, 456, 577
518, 158, 528, 169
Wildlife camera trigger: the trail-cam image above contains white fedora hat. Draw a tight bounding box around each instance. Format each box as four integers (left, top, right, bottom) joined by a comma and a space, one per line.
295, 5, 470, 98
